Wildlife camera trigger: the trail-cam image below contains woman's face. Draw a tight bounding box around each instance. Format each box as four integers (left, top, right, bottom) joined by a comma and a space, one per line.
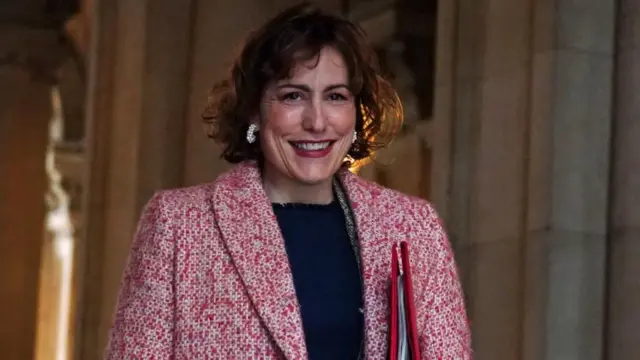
258, 46, 356, 185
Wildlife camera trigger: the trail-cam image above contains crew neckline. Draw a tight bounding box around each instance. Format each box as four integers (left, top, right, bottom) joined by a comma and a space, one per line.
272, 201, 338, 209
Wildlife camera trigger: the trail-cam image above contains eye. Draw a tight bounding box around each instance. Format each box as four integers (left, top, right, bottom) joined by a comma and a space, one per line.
328, 92, 348, 101
281, 92, 303, 101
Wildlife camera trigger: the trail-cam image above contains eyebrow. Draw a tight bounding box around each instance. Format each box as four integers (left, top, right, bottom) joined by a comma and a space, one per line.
275, 83, 350, 92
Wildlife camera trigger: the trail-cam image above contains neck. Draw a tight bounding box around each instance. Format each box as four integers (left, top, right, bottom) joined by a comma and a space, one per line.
262, 167, 335, 205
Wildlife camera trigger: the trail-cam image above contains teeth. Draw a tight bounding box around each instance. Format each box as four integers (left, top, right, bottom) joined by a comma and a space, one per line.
292, 141, 331, 151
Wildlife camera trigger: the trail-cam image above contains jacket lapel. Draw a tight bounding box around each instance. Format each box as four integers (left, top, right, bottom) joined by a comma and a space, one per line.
212, 162, 307, 359
338, 168, 392, 357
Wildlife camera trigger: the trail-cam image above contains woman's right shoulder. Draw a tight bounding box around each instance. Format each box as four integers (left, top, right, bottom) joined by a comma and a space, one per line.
134, 182, 221, 253
142, 181, 218, 222
141, 162, 258, 221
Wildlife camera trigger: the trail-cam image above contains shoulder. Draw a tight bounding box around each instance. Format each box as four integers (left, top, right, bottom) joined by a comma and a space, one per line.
345, 172, 448, 253
145, 182, 216, 215
346, 172, 442, 225
141, 162, 259, 218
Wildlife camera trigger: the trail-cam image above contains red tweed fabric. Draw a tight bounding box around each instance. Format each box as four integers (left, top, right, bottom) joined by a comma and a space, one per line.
105, 161, 472, 359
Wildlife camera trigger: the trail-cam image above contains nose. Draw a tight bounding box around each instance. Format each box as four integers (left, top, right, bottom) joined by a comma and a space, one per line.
301, 98, 327, 133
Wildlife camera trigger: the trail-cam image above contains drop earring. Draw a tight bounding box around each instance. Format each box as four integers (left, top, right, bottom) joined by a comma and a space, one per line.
352, 130, 357, 144
246, 123, 259, 144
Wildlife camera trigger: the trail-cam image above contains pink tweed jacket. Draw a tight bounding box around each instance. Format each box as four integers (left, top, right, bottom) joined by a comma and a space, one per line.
105, 162, 471, 359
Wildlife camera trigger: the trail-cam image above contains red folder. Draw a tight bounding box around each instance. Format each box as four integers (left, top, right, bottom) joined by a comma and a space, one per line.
389, 241, 421, 360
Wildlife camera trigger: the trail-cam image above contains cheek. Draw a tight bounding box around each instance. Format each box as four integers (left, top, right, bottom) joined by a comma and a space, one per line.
263, 104, 301, 135
327, 105, 357, 133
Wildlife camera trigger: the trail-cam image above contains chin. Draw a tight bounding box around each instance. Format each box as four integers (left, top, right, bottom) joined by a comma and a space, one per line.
288, 166, 337, 185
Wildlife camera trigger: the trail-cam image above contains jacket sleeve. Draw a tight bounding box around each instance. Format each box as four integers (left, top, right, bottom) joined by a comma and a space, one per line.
418, 206, 472, 359
104, 192, 176, 359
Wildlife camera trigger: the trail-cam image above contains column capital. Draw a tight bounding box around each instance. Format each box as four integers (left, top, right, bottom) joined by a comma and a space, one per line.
0, 24, 76, 83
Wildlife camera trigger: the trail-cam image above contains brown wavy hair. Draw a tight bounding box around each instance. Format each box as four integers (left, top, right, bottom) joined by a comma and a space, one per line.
202, 2, 403, 167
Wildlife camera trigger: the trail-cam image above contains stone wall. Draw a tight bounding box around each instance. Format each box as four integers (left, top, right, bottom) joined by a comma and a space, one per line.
4, 0, 640, 359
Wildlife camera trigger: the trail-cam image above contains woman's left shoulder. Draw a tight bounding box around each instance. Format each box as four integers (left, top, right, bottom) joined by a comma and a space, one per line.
348, 174, 441, 222
349, 176, 450, 267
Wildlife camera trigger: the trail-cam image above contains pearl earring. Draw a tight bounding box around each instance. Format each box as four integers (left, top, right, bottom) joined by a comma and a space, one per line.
246, 124, 259, 144
352, 130, 357, 144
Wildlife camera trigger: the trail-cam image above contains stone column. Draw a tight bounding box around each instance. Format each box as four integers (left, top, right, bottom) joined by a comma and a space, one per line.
76, 0, 194, 358
606, 1, 640, 359
0, 16, 72, 357
432, 0, 615, 359
0, 67, 51, 360
433, 0, 538, 358
543, 1, 615, 359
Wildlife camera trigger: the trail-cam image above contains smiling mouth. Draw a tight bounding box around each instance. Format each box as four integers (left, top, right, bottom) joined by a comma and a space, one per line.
288, 141, 335, 151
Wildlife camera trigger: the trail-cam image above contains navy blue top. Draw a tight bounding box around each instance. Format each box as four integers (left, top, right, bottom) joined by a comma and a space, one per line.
273, 201, 363, 360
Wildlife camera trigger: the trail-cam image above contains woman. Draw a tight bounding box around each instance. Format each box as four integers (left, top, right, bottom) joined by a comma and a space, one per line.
106, 3, 471, 360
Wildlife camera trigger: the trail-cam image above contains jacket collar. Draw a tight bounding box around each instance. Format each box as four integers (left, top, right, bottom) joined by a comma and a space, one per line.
212, 161, 389, 359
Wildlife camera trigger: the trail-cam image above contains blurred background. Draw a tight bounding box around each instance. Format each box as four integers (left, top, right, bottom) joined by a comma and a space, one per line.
1, 0, 638, 359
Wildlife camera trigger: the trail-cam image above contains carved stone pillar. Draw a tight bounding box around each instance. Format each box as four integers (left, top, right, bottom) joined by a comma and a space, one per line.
76, 0, 194, 357
0, 68, 51, 360
35, 87, 85, 360
606, 2, 640, 359
0, 47, 53, 360
0, 4, 86, 360
433, 0, 615, 359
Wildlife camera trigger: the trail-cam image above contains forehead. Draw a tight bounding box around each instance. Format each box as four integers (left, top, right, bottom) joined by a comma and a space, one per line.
284, 47, 349, 84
